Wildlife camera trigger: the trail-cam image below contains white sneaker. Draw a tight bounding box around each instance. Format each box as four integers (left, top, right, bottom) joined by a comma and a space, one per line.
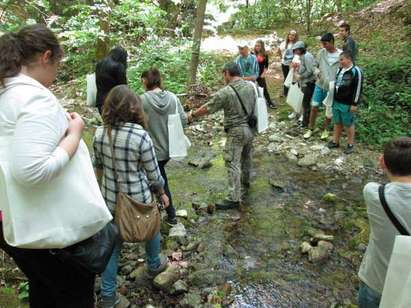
320, 129, 329, 140
304, 129, 313, 139
297, 115, 303, 123
288, 112, 296, 119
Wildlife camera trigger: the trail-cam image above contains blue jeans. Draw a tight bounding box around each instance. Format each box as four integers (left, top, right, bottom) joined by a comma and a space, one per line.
100, 232, 161, 297
358, 282, 381, 308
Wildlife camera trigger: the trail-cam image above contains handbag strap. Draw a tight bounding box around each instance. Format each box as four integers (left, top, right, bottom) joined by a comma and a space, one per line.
229, 85, 250, 118
378, 184, 410, 236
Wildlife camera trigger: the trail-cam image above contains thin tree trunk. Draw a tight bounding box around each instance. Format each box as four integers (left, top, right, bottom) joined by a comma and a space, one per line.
96, 1, 111, 60
189, 0, 207, 85
306, 0, 312, 34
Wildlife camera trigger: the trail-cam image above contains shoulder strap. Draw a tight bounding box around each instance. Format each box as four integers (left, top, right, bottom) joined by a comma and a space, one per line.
229, 85, 249, 117
378, 184, 410, 236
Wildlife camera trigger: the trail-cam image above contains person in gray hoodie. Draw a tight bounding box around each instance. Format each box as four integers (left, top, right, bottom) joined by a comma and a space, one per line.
141, 68, 188, 225
292, 41, 316, 128
304, 33, 342, 140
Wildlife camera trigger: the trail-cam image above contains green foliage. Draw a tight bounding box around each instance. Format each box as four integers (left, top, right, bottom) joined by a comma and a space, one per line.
17, 282, 29, 301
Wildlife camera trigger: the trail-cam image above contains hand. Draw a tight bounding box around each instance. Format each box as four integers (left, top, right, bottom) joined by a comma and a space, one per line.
67, 112, 85, 136
186, 111, 193, 124
350, 106, 358, 113
160, 193, 169, 208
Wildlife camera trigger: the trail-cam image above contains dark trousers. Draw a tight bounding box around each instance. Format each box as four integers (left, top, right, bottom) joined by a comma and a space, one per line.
281, 64, 290, 96
302, 82, 316, 127
0, 223, 95, 308
158, 160, 176, 219
256, 77, 275, 106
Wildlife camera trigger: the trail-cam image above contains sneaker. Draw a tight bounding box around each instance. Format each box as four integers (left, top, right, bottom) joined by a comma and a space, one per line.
320, 129, 329, 140
215, 199, 240, 210
146, 255, 169, 279
297, 115, 303, 123
344, 144, 355, 155
327, 141, 340, 149
165, 216, 178, 226
268, 103, 277, 109
303, 129, 313, 139
288, 112, 296, 119
101, 293, 121, 308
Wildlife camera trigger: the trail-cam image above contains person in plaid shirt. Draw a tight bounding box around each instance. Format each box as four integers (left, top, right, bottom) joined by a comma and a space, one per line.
93, 85, 169, 308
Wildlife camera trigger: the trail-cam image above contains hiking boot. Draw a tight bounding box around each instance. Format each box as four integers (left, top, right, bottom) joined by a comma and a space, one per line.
215, 199, 240, 210
344, 144, 355, 155
320, 129, 329, 140
303, 129, 313, 139
101, 293, 121, 308
146, 255, 169, 279
165, 216, 178, 226
327, 141, 340, 149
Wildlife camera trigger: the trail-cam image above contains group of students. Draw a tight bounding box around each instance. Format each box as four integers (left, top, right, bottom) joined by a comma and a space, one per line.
0, 23, 409, 308
278, 24, 362, 154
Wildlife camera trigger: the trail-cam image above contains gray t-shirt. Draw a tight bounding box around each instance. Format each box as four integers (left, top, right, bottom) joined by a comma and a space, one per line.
358, 182, 411, 294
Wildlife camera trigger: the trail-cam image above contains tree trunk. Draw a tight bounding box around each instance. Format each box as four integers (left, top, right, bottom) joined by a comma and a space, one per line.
189, 0, 207, 85
306, 0, 312, 34
96, 1, 111, 60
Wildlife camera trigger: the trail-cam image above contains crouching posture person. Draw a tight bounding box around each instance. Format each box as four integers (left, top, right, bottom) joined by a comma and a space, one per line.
187, 62, 256, 210
358, 137, 411, 307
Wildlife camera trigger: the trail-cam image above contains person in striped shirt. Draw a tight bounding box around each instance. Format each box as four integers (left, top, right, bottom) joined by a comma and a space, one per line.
327, 51, 363, 154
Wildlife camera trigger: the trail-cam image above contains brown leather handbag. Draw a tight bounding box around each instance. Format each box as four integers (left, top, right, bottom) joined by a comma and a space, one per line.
107, 128, 161, 242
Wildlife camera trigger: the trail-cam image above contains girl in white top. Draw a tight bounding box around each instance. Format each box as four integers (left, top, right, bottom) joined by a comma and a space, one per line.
0, 24, 96, 307
278, 30, 298, 99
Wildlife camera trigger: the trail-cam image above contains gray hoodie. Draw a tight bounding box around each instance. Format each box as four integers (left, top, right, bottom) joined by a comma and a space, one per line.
141, 90, 187, 161
315, 48, 342, 90
298, 51, 316, 87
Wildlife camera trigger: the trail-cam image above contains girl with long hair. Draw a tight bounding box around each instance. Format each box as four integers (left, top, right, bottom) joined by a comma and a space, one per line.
254, 39, 276, 109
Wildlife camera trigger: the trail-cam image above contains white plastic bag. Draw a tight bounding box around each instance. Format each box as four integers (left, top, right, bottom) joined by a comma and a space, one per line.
0, 138, 112, 249
251, 83, 269, 133
168, 101, 191, 161
286, 83, 303, 114
86, 73, 97, 107
323, 81, 335, 119
284, 67, 294, 88
380, 236, 411, 308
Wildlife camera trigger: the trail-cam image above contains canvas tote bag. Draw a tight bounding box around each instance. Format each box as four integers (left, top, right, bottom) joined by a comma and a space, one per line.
283, 67, 294, 88
286, 83, 304, 114
251, 83, 269, 133
168, 99, 191, 161
0, 137, 112, 249
86, 73, 97, 107
107, 128, 161, 242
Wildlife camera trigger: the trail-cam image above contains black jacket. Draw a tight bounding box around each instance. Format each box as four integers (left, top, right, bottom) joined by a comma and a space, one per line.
334, 66, 363, 106
95, 57, 127, 113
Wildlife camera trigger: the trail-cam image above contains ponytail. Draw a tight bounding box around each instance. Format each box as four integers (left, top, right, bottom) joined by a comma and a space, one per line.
0, 24, 62, 86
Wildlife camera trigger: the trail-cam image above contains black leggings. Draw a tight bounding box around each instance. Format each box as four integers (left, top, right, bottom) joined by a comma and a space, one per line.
302, 82, 316, 127
256, 77, 274, 106
281, 64, 290, 96
158, 160, 176, 219
0, 223, 95, 308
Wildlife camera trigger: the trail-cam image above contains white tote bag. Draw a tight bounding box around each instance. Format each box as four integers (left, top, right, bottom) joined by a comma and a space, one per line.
252, 84, 269, 133
168, 100, 191, 161
283, 67, 294, 88
86, 73, 97, 107
286, 83, 303, 114
380, 236, 411, 308
323, 81, 335, 119
0, 138, 112, 249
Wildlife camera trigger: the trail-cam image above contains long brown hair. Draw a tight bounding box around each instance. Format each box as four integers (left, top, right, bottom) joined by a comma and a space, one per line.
102, 85, 147, 129
285, 30, 299, 45
254, 39, 267, 57
0, 24, 63, 86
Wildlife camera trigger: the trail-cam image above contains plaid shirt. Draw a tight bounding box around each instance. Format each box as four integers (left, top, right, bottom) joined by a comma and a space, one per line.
93, 123, 164, 212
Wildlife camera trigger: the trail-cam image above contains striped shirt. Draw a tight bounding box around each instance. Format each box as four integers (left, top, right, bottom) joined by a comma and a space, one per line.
93, 123, 164, 212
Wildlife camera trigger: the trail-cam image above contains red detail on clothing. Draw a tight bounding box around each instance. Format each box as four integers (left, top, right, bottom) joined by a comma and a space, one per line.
256, 54, 265, 63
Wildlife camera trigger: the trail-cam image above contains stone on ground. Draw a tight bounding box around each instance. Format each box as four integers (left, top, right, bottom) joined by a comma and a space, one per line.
169, 223, 187, 238
153, 266, 180, 291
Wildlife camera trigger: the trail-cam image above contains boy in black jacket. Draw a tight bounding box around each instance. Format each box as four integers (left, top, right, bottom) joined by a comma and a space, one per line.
327, 51, 363, 154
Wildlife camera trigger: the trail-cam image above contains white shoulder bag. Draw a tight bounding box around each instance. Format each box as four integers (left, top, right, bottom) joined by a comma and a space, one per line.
168, 98, 191, 161
86, 73, 97, 107
0, 138, 112, 249
251, 82, 269, 133
286, 83, 303, 114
